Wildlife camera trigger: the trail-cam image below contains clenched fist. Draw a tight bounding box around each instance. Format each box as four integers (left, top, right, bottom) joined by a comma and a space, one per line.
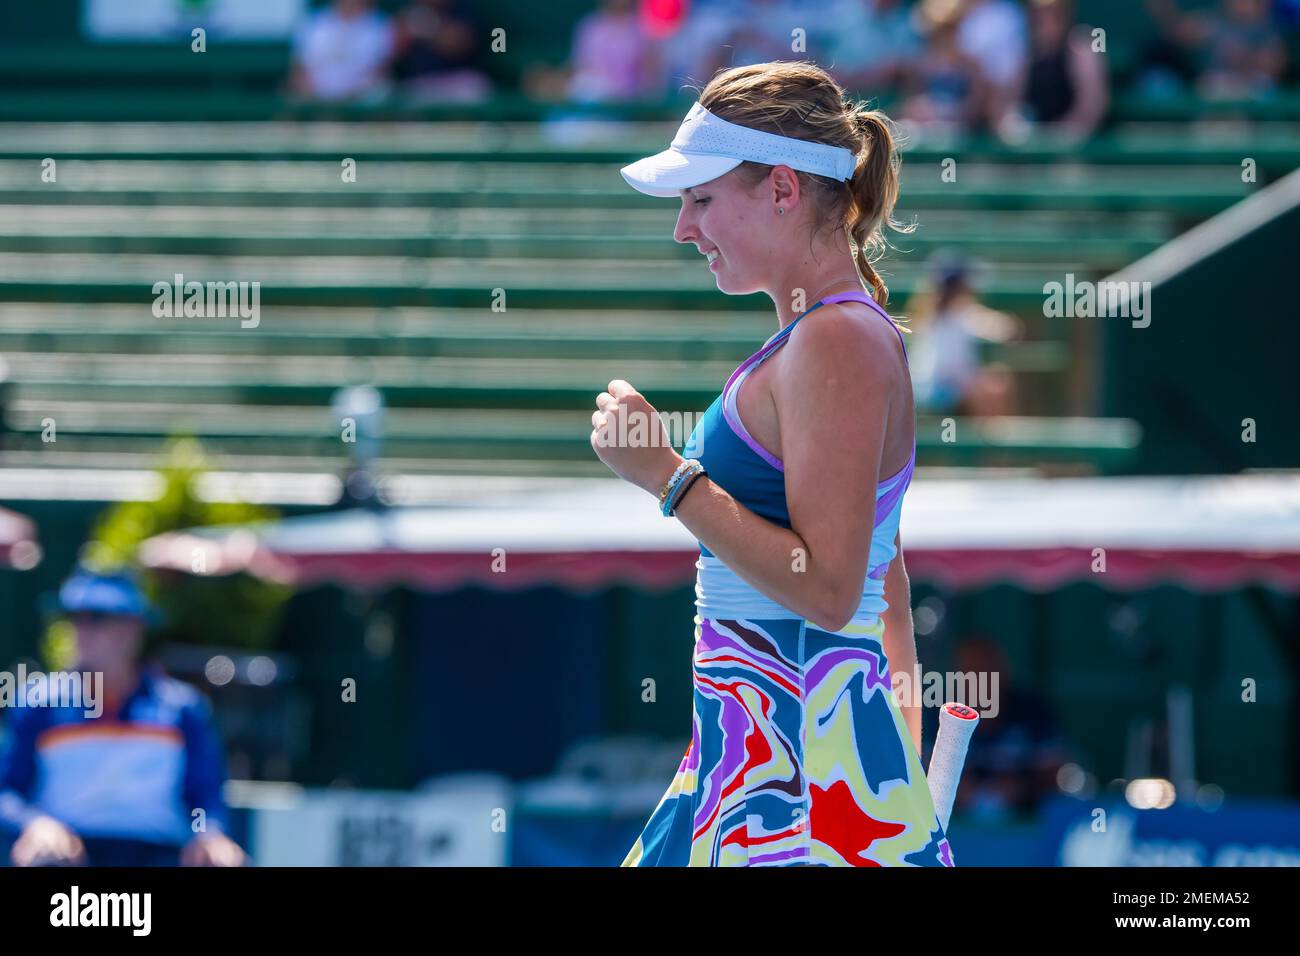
590, 379, 683, 496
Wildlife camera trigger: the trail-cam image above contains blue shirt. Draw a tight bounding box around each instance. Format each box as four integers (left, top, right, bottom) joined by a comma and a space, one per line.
0, 668, 230, 846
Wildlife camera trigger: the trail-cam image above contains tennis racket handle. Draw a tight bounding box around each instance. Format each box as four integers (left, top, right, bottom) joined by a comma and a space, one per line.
926, 702, 980, 834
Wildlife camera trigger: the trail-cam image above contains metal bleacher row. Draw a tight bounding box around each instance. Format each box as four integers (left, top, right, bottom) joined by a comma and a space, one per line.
1, 39, 1298, 478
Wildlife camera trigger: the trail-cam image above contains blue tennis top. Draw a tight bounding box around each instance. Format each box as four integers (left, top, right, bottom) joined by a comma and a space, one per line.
683, 288, 916, 627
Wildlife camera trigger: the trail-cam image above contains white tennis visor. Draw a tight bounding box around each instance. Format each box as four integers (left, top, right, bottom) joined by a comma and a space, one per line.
621, 101, 857, 198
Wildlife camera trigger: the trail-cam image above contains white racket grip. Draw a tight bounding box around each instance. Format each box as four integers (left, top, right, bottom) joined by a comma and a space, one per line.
926, 702, 980, 833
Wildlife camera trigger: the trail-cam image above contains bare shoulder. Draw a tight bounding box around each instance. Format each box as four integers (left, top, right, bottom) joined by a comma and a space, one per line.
777, 300, 908, 392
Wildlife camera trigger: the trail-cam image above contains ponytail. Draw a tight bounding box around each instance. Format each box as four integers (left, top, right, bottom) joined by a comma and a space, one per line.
846, 109, 910, 307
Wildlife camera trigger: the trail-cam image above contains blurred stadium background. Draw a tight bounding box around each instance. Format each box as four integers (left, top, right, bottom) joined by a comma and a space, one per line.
1, 0, 1299, 866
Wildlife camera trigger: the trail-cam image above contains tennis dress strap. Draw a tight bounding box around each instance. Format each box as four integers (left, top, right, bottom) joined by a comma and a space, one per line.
820, 289, 909, 361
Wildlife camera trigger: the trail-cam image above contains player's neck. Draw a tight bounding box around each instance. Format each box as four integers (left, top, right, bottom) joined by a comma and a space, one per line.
772, 274, 862, 332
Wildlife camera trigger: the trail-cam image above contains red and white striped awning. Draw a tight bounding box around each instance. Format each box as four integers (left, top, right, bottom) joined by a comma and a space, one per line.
138, 473, 1300, 594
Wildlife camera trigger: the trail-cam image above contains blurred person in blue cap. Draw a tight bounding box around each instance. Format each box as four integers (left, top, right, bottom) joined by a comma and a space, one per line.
0, 564, 246, 867
906, 250, 1022, 418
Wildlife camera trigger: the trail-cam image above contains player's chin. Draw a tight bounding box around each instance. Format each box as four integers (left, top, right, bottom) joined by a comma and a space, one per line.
714, 267, 753, 294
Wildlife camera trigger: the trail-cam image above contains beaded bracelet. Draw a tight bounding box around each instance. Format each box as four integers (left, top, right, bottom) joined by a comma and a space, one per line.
658, 460, 699, 515
657, 459, 697, 510
666, 462, 705, 513
666, 466, 707, 516
660, 459, 706, 517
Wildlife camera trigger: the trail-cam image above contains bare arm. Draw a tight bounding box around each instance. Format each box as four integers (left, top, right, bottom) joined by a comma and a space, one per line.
592, 389, 844, 621
881, 534, 921, 756
672, 308, 901, 631
665, 480, 853, 631
1059, 28, 1110, 139
591, 307, 906, 632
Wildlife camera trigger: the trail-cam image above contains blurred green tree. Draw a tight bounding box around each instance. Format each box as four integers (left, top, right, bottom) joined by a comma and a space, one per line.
60, 437, 292, 657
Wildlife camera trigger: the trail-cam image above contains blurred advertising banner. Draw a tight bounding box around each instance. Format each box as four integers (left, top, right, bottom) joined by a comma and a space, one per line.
1043, 796, 1300, 867
84, 0, 305, 40
246, 778, 511, 866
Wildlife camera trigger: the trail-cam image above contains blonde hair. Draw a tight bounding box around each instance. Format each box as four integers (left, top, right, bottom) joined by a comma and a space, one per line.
693, 61, 912, 308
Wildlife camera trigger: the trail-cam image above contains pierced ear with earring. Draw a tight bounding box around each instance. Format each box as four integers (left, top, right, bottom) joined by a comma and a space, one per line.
777, 207, 785, 215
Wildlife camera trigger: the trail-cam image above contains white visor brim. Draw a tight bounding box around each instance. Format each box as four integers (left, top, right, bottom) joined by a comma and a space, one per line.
620, 149, 744, 198
619, 101, 856, 199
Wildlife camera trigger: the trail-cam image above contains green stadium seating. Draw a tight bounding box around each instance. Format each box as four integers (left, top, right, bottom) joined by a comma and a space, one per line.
1, 88, 1294, 475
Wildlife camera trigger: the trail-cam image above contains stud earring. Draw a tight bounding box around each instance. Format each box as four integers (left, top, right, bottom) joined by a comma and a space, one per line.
777, 207, 785, 215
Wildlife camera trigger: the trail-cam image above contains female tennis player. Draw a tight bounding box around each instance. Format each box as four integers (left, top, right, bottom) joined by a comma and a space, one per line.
590, 61, 953, 867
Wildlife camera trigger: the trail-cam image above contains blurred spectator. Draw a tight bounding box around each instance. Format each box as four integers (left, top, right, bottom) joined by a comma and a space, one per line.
659, 0, 742, 92
823, 0, 924, 94
0, 566, 245, 867
525, 0, 667, 103
957, 0, 1029, 126
391, 0, 491, 103
951, 635, 1072, 821
900, 0, 987, 134
998, 0, 1109, 145
289, 0, 395, 103
698, 0, 807, 78
1146, 0, 1288, 99
906, 252, 1023, 418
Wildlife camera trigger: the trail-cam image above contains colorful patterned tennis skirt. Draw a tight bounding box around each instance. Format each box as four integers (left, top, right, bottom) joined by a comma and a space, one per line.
623, 614, 955, 866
